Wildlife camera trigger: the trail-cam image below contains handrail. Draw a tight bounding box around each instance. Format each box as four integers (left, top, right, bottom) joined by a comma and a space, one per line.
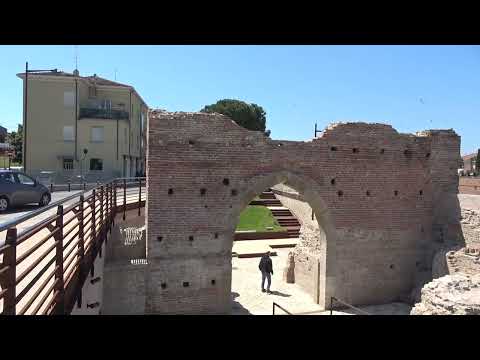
329, 297, 371, 315
272, 302, 292, 315
0, 176, 146, 315
0, 177, 145, 233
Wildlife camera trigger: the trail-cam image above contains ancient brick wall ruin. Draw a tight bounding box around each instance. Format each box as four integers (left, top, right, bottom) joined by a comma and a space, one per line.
145, 111, 461, 314
459, 177, 480, 195
272, 183, 325, 300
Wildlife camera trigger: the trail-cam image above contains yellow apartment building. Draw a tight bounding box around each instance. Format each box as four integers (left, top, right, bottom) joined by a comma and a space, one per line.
17, 69, 148, 183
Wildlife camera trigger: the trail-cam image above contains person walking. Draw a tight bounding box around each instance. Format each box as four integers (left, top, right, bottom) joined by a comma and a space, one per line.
259, 251, 273, 294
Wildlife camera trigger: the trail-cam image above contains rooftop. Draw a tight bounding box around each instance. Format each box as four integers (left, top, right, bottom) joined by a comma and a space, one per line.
16, 69, 147, 107
463, 153, 477, 160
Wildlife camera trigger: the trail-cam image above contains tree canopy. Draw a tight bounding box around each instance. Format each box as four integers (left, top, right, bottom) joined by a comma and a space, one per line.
200, 99, 270, 137
7, 125, 22, 164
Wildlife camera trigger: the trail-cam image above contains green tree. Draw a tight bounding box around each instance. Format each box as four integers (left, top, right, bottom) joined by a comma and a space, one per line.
7, 124, 23, 164
476, 148, 480, 176
200, 99, 270, 136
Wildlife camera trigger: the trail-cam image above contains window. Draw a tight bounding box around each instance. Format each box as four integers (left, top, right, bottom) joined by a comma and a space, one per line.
90, 158, 103, 171
63, 126, 74, 141
90, 126, 104, 142
63, 158, 74, 170
64, 91, 74, 107
0, 173, 15, 183
88, 86, 97, 98
16, 173, 35, 186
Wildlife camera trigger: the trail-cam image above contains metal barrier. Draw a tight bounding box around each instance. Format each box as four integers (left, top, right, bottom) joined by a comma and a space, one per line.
0, 177, 145, 315
329, 297, 371, 315
272, 302, 292, 315
273, 298, 370, 316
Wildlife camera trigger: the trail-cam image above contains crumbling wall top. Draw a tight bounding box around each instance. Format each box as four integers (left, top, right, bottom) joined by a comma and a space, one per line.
317, 122, 399, 139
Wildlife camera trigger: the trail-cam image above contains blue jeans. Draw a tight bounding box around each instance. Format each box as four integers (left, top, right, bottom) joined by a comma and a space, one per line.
261, 271, 271, 291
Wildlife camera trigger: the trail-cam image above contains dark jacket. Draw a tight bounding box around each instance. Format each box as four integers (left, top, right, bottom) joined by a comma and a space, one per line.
258, 255, 273, 274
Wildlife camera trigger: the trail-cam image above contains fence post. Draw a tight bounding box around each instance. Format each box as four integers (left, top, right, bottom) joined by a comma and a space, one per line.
77, 195, 85, 308
123, 178, 126, 221
83, 182, 86, 191
68, 181, 71, 192
99, 185, 104, 258
113, 180, 117, 226
272, 303, 275, 315
138, 178, 141, 217
1, 228, 17, 315
105, 183, 110, 238
91, 189, 96, 260
50, 183, 53, 193
53, 205, 65, 314
330, 297, 333, 315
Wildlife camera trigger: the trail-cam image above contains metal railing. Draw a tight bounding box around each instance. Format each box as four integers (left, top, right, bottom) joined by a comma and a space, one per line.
79, 108, 129, 120
0, 177, 145, 315
272, 302, 292, 315
330, 297, 371, 315
272, 298, 371, 316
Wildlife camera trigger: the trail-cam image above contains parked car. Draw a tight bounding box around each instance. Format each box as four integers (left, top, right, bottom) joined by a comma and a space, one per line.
0, 170, 51, 212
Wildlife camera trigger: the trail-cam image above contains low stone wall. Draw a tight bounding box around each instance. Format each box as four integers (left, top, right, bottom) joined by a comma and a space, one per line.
460, 208, 480, 249
411, 274, 480, 315
459, 177, 480, 195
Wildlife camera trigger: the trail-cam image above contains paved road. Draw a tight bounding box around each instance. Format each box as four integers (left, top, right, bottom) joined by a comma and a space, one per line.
0, 190, 83, 226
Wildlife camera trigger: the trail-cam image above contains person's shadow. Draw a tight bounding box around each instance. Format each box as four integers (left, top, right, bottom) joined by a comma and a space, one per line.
268, 290, 291, 297
231, 292, 252, 315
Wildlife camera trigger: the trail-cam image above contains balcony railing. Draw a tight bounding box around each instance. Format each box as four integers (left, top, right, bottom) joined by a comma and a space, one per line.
79, 108, 129, 120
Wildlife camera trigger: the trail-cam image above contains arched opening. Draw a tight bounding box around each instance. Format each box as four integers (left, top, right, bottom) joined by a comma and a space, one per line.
227, 171, 337, 314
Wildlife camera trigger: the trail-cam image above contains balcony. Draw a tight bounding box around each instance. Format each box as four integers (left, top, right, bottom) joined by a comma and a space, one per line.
79, 107, 129, 120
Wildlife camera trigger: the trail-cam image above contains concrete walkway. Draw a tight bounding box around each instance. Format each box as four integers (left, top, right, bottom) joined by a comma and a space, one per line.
231, 247, 412, 315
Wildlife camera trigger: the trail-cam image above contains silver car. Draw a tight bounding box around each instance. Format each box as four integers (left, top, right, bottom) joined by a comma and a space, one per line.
0, 170, 51, 212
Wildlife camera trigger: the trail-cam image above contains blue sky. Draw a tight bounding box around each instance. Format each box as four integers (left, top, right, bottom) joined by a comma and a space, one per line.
0, 45, 478, 155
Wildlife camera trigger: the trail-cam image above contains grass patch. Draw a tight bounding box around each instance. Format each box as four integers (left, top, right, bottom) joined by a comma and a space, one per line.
236, 205, 284, 232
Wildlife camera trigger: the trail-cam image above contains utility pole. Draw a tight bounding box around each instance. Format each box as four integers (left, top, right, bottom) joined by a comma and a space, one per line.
24, 62, 27, 172
23, 62, 57, 174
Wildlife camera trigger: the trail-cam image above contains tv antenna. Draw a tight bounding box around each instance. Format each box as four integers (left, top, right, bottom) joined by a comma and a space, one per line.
74, 45, 78, 70
314, 122, 322, 138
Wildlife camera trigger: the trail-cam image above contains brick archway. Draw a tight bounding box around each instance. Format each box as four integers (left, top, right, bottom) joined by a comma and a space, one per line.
228, 170, 337, 308
146, 110, 460, 314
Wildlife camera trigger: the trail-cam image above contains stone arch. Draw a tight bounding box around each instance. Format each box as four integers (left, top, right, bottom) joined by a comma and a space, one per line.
228, 170, 338, 309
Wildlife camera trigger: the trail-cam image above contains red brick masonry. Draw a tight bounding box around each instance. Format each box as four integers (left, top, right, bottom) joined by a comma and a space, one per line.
145, 110, 461, 314
459, 177, 480, 195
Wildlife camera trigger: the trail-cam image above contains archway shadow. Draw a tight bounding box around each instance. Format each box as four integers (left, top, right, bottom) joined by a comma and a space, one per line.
231, 292, 252, 315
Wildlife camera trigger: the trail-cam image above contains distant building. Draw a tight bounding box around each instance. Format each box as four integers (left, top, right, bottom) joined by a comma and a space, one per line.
17, 69, 148, 183
461, 152, 477, 174
0, 125, 7, 143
